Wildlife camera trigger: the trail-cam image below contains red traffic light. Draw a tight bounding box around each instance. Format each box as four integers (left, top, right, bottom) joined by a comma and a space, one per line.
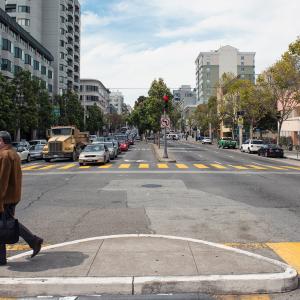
163, 95, 169, 102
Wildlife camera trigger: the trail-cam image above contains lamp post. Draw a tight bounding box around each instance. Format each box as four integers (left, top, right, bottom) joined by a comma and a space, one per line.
163, 95, 169, 158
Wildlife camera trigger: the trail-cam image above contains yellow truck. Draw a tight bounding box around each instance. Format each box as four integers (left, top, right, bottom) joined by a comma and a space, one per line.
43, 126, 89, 162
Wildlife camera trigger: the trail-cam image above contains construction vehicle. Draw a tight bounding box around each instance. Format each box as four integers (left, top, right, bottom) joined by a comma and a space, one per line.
43, 126, 89, 162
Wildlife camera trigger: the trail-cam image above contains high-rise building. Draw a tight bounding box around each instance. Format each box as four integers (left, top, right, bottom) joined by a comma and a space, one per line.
80, 79, 110, 113
109, 91, 124, 115
5, 0, 80, 95
195, 45, 255, 104
0, 7, 54, 92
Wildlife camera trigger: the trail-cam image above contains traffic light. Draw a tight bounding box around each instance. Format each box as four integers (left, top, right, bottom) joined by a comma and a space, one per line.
163, 95, 169, 110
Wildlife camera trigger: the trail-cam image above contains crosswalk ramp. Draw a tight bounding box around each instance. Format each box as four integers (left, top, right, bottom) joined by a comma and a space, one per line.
21, 162, 300, 172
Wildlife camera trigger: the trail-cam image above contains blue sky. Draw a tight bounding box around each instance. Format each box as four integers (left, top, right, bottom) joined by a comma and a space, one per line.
79, 0, 300, 106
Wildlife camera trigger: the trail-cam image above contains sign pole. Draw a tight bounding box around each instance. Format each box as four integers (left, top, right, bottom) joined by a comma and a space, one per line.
163, 108, 168, 158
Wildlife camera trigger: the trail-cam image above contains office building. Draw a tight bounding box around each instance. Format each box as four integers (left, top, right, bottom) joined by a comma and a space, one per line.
0, 7, 54, 92
80, 79, 110, 113
5, 0, 80, 95
195, 45, 255, 104
109, 91, 124, 115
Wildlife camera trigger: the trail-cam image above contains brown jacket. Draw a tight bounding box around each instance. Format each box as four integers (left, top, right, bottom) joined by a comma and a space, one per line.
0, 145, 22, 212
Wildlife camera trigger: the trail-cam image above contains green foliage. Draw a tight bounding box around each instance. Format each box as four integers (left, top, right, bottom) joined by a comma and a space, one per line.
86, 104, 104, 134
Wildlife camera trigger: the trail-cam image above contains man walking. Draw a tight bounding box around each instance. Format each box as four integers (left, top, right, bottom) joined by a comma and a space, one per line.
0, 131, 43, 265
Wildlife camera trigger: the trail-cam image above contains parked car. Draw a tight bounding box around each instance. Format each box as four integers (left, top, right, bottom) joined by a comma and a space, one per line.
97, 142, 117, 159
78, 143, 110, 166
89, 135, 97, 143
202, 137, 212, 144
241, 139, 264, 154
119, 140, 129, 151
12, 143, 31, 162
29, 139, 47, 146
218, 137, 237, 149
258, 144, 284, 158
167, 133, 179, 140
29, 144, 45, 160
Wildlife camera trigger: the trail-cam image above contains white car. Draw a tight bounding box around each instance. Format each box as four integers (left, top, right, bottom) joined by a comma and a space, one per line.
79, 144, 110, 166
202, 137, 212, 144
12, 143, 31, 162
241, 139, 264, 153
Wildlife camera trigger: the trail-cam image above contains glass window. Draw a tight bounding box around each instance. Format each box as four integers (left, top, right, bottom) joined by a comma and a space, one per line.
14, 47, 22, 59
60, 40, 65, 47
48, 70, 53, 79
18, 6, 30, 13
5, 4, 16, 13
33, 60, 40, 71
1, 59, 12, 72
60, 52, 65, 59
18, 19, 30, 26
48, 84, 53, 93
41, 66, 47, 75
14, 65, 22, 74
2, 38, 12, 51
25, 54, 31, 65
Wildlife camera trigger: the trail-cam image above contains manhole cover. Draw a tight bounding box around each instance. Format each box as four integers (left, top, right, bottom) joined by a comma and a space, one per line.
142, 184, 162, 188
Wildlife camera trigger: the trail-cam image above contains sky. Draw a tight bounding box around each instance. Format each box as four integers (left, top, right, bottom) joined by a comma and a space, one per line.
79, 0, 300, 107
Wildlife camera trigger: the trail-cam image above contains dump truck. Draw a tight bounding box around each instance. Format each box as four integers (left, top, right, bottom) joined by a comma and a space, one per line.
43, 126, 89, 162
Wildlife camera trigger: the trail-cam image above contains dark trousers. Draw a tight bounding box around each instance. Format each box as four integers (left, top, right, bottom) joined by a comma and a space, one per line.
0, 204, 37, 263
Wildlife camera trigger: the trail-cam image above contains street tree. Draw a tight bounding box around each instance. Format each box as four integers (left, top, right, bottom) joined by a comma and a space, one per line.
86, 104, 104, 134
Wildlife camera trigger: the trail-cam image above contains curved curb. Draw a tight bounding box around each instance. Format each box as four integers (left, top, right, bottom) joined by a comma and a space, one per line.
150, 144, 176, 163
4, 234, 299, 296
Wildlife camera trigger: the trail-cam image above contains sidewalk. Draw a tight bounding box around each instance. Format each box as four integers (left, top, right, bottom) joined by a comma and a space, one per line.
1, 235, 298, 297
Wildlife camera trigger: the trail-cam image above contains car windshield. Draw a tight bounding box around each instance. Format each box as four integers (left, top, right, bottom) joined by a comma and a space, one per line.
104, 142, 113, 147
52, 128, 72, 136
252, 140, 263, 144
84, 144, 104, 152
31, 145, 44, 150
95, 137, 105, 142
268, 144, 280, 149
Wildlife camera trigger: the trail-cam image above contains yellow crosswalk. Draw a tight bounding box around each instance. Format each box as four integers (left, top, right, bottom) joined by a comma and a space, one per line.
21, 162, 300, 172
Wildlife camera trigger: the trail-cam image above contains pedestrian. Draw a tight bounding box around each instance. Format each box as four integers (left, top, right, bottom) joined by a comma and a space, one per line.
0, 131, 43, 265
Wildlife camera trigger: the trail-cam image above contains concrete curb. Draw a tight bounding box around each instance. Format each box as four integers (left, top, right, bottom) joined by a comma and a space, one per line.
150, 143, 176, 163
3, 234, 298, 297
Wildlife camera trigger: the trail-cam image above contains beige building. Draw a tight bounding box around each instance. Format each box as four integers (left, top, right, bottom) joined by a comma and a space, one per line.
281, 104, 300, 147
195, 45, 255, 104
109, 91, 124, 115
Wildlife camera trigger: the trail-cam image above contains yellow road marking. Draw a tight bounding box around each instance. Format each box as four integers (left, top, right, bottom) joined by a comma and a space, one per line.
211, 164, 227, 169
21, 164, 43, 171
139, 163, 149, 169
176, 163, 189, 169
119, 164, 131, 169
261, 165, 288, 170
216, 296, 270, 300
194, 164, 209, 169
58, 163, 76, 170
281, 166, 300, 170
37, 164, 58, 170
267, 242, 300, 273
79, 166, 91, 169
246, 165, 268, 170
230, 165, 249, 170
99, 164, 113, 169
157, 163, 169, 169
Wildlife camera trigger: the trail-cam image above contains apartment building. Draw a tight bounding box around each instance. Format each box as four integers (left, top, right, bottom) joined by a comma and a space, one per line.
0, 7, 54, 92
80, 79, 110, 113
109, 91, 124, 115
195, 45, 255, 104
5, 0, 80, 95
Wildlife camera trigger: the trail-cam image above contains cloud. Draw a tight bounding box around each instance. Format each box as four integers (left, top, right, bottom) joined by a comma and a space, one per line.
80, 0, 300, 106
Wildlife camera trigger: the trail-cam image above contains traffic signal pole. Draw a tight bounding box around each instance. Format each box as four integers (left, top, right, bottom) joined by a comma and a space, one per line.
163, 107, 168, 158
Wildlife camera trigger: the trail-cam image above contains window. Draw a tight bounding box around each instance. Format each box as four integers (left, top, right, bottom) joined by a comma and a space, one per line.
59, 64, 64, 71
18, 6, 30, 13
14, 65, 22, 75
86, 85, 99, 92
5, 4, 16, 13
41, 66, 47, 75
1, 59, 12, 72
14, 47, 22, 59
48, 84, 53, 93
40, 80, 46, 89
60, 4, 65, 11
60, 52, 65, 59
60, 16, 65, 23
18, 19, 30, 26
241, 56, 244, 60
2, 39, 12, 52
60, 40, 65, 47
25, 54, 31, 65
241, 62, 244, 66
61, 28, 65, 35
33, 60, 40, 71
241, 67, 245, 72
48, 70, 53, 79
59, 76, 64, 83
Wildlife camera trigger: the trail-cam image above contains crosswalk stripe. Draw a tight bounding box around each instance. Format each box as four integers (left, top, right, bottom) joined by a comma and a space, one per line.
139, 163, 149, 169
21, 164, 43, 171
211, 164, 227, 169
230, 165, 249, 170
194, 164, 209, 169
99, 164, 113, 169
246, 165, 268, 170
261, 165, 288, 170
281, 166, 300, 170
36, 164, 58, 170
58, 163, 77, 170
176, 163, 189, 169
157, 163, 169, 169
79, 166, 91, 169
267, 242, 300, 273
119, 164, 131, 169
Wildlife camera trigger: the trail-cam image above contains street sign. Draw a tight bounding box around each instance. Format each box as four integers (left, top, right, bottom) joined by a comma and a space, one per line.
161, 117, 170, 128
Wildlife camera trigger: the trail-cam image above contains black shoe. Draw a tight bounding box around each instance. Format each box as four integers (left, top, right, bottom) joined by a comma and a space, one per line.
31, 238, 43, 258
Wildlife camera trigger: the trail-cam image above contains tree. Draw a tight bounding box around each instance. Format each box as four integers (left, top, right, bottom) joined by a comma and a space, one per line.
193, 104, 209, 134
86, 104, 104, 134
37, 90, 53, 138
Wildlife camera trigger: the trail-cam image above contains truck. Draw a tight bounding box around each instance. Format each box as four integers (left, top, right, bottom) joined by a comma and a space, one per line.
218, 137, 237, 149
43, 126, 89, 162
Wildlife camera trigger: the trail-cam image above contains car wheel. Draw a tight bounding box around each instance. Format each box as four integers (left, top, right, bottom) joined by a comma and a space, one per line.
27, 155, 31, 163
44, 158, 50, 163
79, 163, 83, 166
